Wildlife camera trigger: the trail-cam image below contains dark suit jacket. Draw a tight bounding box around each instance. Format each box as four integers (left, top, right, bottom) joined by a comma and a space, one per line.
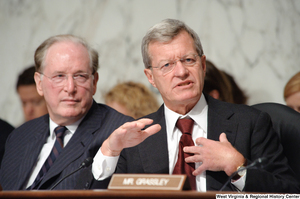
0, 119, 14, 167
116, 95, 300, 193
0, 101, 133, 190
252, 103, 300, 182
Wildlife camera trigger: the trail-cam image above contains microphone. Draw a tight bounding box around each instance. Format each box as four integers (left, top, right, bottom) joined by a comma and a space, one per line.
219, 157, 268, 191
50, 157, 93, 190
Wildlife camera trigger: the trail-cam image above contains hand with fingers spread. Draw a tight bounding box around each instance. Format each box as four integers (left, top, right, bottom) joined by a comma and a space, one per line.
184, 132, 245, 177
101, 118, 161, 156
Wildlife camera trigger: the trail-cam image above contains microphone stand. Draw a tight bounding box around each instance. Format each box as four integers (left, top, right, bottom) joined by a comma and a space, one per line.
50, 157, 93, 190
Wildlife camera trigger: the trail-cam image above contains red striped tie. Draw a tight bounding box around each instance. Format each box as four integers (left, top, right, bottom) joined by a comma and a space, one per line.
173, 118, 196, 190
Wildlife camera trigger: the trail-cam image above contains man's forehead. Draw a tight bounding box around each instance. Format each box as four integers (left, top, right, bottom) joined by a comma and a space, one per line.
47, 41, 86, 55
149, 31, 194, 52
43, 41, 89, 69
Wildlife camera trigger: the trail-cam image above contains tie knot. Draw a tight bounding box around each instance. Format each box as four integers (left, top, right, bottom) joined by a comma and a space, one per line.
54, 126, 67, 138
176, 118, 194, 135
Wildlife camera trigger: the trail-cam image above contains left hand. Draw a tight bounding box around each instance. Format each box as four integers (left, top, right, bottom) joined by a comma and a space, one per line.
184, 132, 245, 176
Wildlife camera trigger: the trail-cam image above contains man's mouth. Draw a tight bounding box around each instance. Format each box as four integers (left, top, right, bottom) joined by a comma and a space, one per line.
62, 98, 80, 103
180, 82, 190, 86
178, 81, 192, 87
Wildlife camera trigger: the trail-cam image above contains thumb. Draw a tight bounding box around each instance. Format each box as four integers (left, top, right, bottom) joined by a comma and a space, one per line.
219, 132, 228, 143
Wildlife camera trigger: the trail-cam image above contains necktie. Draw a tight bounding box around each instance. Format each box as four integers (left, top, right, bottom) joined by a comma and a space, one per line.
173, 118, 196, 190
28, 126, 67, 190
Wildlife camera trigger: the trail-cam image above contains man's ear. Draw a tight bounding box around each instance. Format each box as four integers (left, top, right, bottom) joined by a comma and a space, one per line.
144, 68, 157, 88
201, 54, 206, 75
92, 72, 99, 95
209, 89, 220, 100
34, 72, 44, 96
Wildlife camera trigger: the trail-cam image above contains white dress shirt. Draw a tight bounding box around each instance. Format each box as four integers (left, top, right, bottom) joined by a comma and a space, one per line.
25, 117, 84, 189
92, 94, 245, 191
164, 94, 208, 192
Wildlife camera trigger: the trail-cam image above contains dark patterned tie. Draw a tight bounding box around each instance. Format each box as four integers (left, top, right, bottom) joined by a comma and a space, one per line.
173, 118, 196, 190
28, 126, 67, 190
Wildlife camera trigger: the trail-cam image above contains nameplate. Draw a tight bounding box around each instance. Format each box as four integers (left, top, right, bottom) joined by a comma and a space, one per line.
108, 174, 187, 191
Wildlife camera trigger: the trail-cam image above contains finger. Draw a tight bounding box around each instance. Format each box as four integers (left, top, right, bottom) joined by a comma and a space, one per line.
183, 146, 201, 155
192, 164, 206, 176
121, 119, 153, 130
185, 154, 201, 163
120, 121, 138, 129
134, 118, 156, 130
136, 118, 155, 126
195, 137, 207, 146
143, 123, 161, 133
219, 132, 228, 143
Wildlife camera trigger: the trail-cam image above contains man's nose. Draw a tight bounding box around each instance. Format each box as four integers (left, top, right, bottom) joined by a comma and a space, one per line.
174, 60, 188, 76
64, 75, 76, 92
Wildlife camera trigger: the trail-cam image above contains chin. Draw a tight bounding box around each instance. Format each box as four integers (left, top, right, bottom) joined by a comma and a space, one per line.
180, 92, 199, 101
60, 109, 84, 118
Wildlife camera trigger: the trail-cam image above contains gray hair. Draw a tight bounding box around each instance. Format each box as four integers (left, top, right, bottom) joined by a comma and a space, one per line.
141, 19, 204, 69
34, 34, 99, 74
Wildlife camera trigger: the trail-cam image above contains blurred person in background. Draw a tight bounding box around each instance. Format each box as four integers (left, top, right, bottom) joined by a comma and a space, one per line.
203, 60, 248, 104
284, 72, 300, 113
222, 71, 248, 104
104, 81, 159, 119
203, 60, 234, 103
16, 65, 48, 122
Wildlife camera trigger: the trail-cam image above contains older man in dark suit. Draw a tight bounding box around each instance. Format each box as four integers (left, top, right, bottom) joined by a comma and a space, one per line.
92, 19, 299, 193
0, 34, 159, 190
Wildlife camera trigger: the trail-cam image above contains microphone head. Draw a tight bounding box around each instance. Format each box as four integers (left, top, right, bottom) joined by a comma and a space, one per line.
253, 157, 268, 169
80, 157, 93, 168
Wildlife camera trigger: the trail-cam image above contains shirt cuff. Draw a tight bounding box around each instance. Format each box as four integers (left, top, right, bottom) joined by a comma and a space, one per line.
231, 171, 247, 191
92, 147, 119, 181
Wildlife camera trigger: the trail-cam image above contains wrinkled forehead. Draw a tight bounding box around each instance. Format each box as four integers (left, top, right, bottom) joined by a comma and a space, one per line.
148, 32, 197, 62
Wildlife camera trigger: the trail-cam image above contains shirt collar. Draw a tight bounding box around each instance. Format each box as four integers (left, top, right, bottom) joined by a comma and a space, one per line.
49, 116, 86, 137
164, 94, 208, 137
188, 94, 208, 133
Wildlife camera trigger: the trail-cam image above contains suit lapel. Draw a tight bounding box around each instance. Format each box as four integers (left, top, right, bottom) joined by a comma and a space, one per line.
139, 106, 169, 174
206, 94, 238, 144
205, 94, 239, 190
40, 101, 104, 185
17, 115, 49, 189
